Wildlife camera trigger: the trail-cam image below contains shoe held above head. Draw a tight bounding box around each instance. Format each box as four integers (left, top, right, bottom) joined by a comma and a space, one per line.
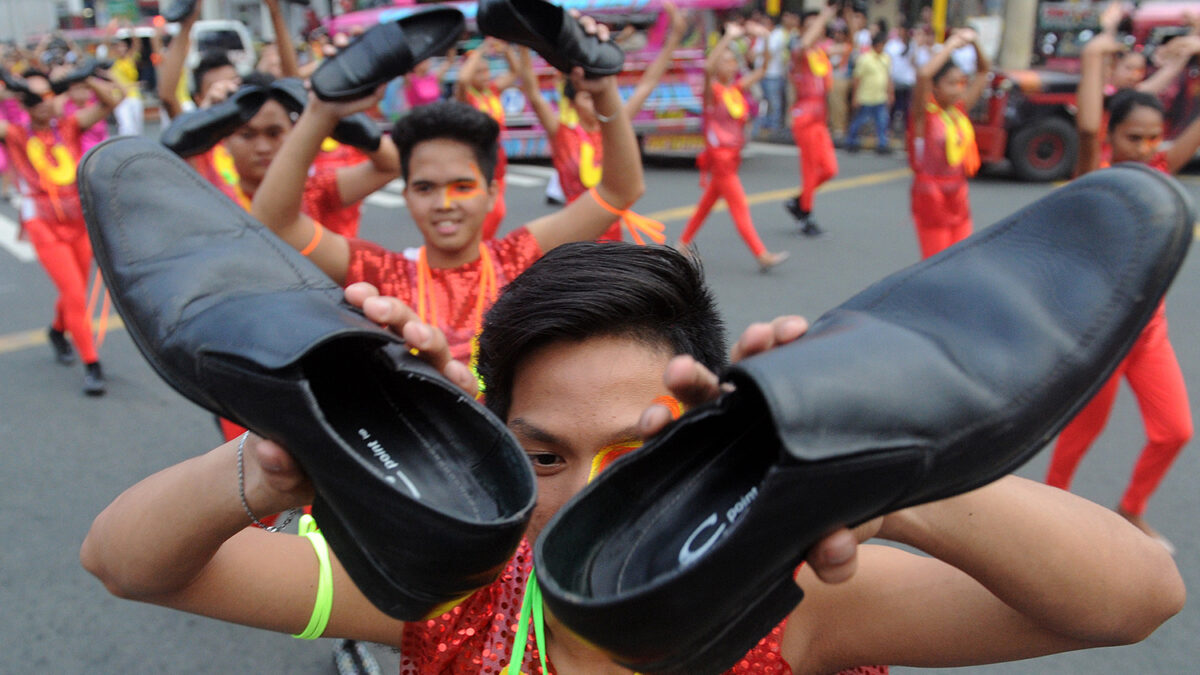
78, 136, 536, 621
310, 8, 465, 102
477, 0, 624, 77
159, 86, 271, 157
535, 164, 1194, 674
269, 78, 383, 151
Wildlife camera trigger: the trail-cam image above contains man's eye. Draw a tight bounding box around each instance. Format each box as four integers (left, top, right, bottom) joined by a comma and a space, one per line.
528, 453, 560, 466
450, 182, 478, 194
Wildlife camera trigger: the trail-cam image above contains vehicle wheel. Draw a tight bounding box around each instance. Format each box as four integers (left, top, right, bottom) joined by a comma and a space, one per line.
1007, 116, 1078, 182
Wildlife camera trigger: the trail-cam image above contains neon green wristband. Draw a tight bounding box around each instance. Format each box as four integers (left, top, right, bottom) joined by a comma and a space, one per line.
293, 514, 333, 640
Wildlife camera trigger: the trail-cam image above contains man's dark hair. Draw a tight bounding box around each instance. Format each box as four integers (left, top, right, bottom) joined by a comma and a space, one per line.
932, 59, 960, 85
192, 50, 234, 97
1107, 88, 1164, 133
392, 101, 499, 181
478, 242, 728, 421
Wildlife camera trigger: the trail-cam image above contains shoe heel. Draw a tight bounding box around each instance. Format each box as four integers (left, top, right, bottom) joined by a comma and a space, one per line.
630, 574, 803, 675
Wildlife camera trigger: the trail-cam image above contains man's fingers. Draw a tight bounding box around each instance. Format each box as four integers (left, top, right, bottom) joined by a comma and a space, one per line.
663, 354, 721, 407
730, 316, 808, 362
806, 528, 859, 585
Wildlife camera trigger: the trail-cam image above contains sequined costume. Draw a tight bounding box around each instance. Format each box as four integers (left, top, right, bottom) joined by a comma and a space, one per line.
5, 115, 99, 365
790, 46, 838, 215
400, 540, 888, 675
906, 100, 979, 259
344, 227, 542, 363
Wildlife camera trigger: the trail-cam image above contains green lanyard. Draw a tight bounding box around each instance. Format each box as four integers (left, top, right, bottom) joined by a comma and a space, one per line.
507, 567, 550, 675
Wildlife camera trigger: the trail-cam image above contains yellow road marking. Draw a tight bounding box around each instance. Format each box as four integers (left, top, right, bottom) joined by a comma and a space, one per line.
644, 167, 913, 222
0, 316, 125, 356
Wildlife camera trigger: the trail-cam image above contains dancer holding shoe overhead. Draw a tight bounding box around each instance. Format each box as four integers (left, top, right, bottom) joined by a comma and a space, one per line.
907, 27, 989, 259
1044, 29, 1200, 553
677, 22, 789, 272
783, 4, 839, 237
455, 38, 519, 241
81, 239, 1184, 673
252, 9, 644, 368
514, 0, 688, 243
0, 67, 123, 395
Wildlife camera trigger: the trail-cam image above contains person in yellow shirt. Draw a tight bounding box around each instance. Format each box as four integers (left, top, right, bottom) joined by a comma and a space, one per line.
845, 31, 892, 153
109, 37, 144, 136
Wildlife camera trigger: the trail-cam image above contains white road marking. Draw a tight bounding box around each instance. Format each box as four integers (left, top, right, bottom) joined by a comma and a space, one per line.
0, 212, 35, 262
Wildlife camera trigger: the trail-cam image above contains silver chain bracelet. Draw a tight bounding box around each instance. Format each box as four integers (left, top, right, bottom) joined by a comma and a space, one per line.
237, 432, 298, 532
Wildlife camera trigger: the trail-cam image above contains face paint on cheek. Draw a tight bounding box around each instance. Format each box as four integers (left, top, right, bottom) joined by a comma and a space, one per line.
586, 396, 686, 483
440, 162, 488, 208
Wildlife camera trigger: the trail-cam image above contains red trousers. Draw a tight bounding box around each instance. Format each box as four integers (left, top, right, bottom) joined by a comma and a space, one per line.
1045, 307, 1192, 515
680, 147, 767, 258
792, 117, 838, 213
25, 218, 99, 364
481, 178, 506, 241
911, 174, 971, 259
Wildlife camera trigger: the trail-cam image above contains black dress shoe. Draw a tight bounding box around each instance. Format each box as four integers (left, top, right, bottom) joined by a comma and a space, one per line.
159, 86, 270, 157
269, 78, 382, 152
534, 164, 1194, 674
78, 136, 536, 620
477, 0, 624, 77
162, 0, 197, 23
50, 58, 101, 95
311, 8, 465, 102
1, 69, 36, 97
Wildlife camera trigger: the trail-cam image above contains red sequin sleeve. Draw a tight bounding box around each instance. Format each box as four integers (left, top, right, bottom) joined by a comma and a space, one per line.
303, 167, 363, 237
488, 227, 544, 287
343, 238, 416, 304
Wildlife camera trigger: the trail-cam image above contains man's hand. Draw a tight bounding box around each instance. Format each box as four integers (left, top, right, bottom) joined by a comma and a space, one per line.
636, 315, 883, 585
344, 282, 479, 398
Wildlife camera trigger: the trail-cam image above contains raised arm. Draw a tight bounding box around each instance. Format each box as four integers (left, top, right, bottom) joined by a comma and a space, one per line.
493, 42, 520, 92
249, 92, 385, 284
334, 135, 401, 206
1075, 33, 1124, 175
157, 3, 200, 118
705, 23, 741, 77
912, 29, 969, 140
524, 70, 645, 249
454, 41, 489, 101
785, 475, 1184, 673
1165, 98, 1200, 172
515, 47, 560, 137
265, 0, 301, 78
74, 75, 125, 131
961, 34, 991, 111
1138, 35, 1200, 95
796, 5, 837, 52
624, 1, 688, 116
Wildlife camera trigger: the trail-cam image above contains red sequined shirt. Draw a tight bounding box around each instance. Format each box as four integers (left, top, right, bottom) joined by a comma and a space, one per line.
400, 540, 888, 675
344, 227, 542, 363
5, 115, 85, 226
304, 165, 363, 238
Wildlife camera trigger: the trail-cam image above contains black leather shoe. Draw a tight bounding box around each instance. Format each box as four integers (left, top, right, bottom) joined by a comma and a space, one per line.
159, 86, 270, 157
1, 68, 36, 97
535, 164, 1194, 674
477, 0, 624, 77
269, 78, 382, 152
79, 136, 536, 620
311, 8, 465, 102
50, 58, 101, 95
162, 0, 198, 23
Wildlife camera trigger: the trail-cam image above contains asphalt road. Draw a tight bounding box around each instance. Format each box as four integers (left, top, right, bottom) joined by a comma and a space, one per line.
0, 138, 1196, 674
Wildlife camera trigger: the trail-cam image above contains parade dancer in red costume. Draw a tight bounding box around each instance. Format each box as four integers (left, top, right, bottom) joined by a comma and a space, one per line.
0, 68, 123, 395
784, 4, 839, 237
84, 243, 1184, 674
515, 1, 687, 243
456, 38, 519, 241
906, 28, 989, 259
251, 15, 644, 371
678, 23, 788, 271
1045, 31, 1200, 554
